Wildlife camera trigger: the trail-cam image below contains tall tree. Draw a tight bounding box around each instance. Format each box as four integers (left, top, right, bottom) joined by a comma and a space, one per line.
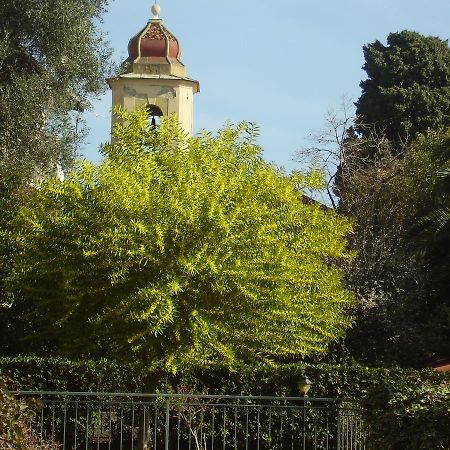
327, 32, 450, 366
298, 101, 450, 366
340, 127, 450, 366
356, 31, 450, 147
0, 0, 112, 179
0, 0, 112, 334
6, 109, 355, 371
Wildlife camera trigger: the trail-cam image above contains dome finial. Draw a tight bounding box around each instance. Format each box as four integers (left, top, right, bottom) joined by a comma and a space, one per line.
151, 2, 161, 20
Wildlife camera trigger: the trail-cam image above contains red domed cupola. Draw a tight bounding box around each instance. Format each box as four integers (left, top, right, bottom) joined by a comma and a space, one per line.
128, 3, 182, 64
108, 2, 200, 138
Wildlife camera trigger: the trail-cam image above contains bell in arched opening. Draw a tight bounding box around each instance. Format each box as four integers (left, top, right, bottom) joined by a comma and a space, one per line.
147, 104, 163, 129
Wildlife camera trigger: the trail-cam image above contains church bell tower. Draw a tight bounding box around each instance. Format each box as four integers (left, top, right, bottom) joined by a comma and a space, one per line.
108, 3, 200, 135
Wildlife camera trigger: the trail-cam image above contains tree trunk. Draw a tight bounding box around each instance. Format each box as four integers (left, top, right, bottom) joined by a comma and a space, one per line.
136, 407, 151, 450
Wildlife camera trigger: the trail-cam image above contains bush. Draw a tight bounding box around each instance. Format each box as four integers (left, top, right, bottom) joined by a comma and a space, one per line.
0, 376, 57, 450
363, 376, 450, 450
0, 354, 446, 398
0, 355, 149, 392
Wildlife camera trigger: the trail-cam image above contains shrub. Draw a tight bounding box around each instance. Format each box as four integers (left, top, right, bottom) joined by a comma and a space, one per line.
0, 354, 446, 398
0, 376, 57, 450
363, 376, 450, 450
0, 355, 149, 392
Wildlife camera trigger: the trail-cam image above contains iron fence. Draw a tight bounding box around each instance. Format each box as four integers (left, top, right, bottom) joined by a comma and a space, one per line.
14, 391, 365, 450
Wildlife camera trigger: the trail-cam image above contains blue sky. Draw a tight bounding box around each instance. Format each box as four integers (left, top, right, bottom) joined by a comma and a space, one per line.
82, 0, 450, 173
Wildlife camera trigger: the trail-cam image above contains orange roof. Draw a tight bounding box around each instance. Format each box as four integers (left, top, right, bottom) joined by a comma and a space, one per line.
433, 363, 450, 373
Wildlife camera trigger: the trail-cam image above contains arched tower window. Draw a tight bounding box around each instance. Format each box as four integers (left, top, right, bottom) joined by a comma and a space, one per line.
147, 104, 163, 128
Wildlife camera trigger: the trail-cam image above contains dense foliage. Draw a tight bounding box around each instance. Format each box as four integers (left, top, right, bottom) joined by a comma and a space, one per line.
0, 376, 56, 450
0, 0, 112, 344
356, 31, 450, 145
299, 102, 450, 366
340, 128, 450, 365
0, 356, 148, 393
0, 176, 21, 309
6, 109, 354, 371
0, 354, 446, 401
363, 376, 450, 450
0, 0, 111, 179
318, 31, 450, 366
408, 129, 450, 276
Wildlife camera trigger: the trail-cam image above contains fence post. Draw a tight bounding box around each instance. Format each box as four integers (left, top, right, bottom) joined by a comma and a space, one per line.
336, 400, 342, 450
165, 398, 170, 450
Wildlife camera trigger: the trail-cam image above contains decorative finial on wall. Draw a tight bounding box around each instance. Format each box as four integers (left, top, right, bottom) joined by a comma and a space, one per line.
151, 2, 161, 19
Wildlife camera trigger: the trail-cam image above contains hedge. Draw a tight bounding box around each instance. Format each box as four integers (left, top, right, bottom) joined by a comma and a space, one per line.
1, 355, 448, 450
0, 354, 445, 397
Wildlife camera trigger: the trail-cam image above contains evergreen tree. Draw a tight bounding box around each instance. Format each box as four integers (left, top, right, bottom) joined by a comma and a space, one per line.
356, 31, 450, 147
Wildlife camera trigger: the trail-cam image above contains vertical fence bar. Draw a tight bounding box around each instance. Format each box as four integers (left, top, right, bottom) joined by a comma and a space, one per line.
63, 402, 67, 450
119, 403, 123, 450
108, 403, 112, 450
177, 404, 181, 450
280, 408, 283, 450
189, 406, 193, 450
222, 407, 226, 450
200, 407, 205, 449
268, 406, 272, 446
234, 406, 238, 450
74, 402, 78, 450
154, 402, 158, 450
257, 407, 260, 450
97, 404, 101, 450
337, 407, 341, 450
51, 404, 55, 441
40, 404, 44, 443
348, 412, 351, 450
245, 407, 249, 450
291, 408, 295, 450
142, 404, 146, 450
350, 413, 353, 449
85, 404, 89, 450
211, 406, 215, 450
314, 414, 317, 450
130, 401, 134, 449
130, 403, 134, 450
303, 401, 306, 450
165, 399, 170, 450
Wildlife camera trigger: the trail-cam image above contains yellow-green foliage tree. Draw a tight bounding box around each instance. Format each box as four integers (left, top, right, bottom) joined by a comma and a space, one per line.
7, 109, 354, 371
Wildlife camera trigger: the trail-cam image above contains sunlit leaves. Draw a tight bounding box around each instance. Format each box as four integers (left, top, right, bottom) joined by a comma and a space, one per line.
9, 109, 354, 372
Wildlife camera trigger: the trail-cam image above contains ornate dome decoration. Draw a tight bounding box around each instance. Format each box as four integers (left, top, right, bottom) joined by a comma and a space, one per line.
127, 3, 185, 76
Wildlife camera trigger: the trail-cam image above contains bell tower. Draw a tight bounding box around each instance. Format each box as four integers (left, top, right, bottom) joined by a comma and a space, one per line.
108, 3, 200, 135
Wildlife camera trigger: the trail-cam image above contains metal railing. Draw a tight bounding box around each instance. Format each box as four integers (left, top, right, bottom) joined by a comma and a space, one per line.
337, 408, 366, 450
14, 391, 365, 450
